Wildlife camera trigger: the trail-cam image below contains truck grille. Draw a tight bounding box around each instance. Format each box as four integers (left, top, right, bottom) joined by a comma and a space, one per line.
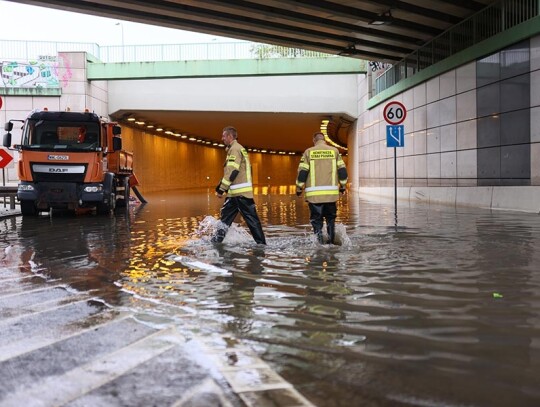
31, 162, 88, 183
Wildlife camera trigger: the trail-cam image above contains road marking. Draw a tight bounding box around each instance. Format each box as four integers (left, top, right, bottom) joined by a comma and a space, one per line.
0, 294, 91, 328
0, 326, 184, 407
0, 308, 122, 363
0, 284, 67, 300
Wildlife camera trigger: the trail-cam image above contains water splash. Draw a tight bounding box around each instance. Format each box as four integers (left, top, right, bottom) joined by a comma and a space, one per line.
309, 223, 351, 248
193, 215, 254, 245
334, 223, 351, 247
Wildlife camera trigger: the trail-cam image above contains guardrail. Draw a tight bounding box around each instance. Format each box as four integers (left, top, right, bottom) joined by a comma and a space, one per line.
0, 186, 17, 209
375, 0, 540, 95
0, 39, 333, 63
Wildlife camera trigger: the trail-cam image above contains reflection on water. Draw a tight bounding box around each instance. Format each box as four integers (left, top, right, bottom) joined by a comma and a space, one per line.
2, 187, 540, 406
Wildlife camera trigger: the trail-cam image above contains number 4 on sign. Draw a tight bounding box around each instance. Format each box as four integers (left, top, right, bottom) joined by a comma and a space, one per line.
386, 125, 404, 148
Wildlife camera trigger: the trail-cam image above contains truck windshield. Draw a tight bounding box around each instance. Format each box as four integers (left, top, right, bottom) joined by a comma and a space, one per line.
22, 120, 101, 151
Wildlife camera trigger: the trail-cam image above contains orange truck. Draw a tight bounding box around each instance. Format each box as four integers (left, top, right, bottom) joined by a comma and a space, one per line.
2, 109, 138, 216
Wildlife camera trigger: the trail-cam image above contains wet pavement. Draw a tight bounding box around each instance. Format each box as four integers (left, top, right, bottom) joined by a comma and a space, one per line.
1, 188, 540, 406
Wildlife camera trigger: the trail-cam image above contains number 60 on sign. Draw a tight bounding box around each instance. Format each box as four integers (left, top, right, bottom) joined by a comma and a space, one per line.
383, 101, 407, 125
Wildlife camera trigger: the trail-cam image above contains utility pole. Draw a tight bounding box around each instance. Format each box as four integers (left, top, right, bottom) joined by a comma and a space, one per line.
115, 22, 125, 62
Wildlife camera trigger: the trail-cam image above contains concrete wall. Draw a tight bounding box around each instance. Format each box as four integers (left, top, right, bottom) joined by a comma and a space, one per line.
108, 74, 358, 118
353, 35, 540, 213
57, 52, 109, 115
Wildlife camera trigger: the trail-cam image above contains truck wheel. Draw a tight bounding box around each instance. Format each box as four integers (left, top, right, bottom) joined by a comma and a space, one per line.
97, 191, 116, 214
20, 200, 38, 216
116, 177, 130, 208
97, 185, 117, 215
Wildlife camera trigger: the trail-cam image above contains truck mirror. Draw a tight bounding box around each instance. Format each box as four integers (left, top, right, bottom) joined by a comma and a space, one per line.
112, 125, 122, 135
4, 122, 13, 132
112, 136, 122, 151
3, 133, 12, 148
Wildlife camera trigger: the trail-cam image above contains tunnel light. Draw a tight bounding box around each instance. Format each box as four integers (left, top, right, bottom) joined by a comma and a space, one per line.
218, 143, 225, 147
261, 149, 267, 153
135, 121, 145, 125
181, 135, 188, 139
146, 124, 154, 129
156, 127, 163, 132
212, 142, 218, 146
174, 133, 181, 137
127, 117, 136, 122
165, 130, 173, 135
188, 137, 196, 141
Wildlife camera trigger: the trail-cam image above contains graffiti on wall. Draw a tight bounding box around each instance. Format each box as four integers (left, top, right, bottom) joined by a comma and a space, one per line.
0, 57, 60, 89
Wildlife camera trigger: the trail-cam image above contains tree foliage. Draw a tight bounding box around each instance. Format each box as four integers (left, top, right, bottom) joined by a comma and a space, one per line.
250, 44, 327, 59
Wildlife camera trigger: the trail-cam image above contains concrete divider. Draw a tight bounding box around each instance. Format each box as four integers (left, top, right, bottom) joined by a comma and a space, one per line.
357, 186, 540, 213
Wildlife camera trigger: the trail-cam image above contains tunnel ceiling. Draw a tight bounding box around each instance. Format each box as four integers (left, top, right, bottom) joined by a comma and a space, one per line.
9, 0, 498, 151
111, 110, 351, 154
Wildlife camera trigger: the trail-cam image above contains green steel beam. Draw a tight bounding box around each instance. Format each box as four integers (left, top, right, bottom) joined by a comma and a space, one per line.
0, 88, 61, 96
368, 15, 540, 109
87, 57, 366, 80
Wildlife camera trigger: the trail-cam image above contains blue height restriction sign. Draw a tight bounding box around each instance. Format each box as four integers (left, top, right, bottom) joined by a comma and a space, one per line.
386, 125, 404, 148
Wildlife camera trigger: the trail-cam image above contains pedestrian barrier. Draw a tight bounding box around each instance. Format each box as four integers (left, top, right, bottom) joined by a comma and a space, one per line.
0, 186, 17, 209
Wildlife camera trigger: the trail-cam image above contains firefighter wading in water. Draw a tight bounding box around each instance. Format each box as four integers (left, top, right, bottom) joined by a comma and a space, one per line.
296, 132, 348, 244
212, 126, 266, 245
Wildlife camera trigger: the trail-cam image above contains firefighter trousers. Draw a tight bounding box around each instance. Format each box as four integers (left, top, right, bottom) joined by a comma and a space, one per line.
212, 196, 266, 245
308, 202, 337, 244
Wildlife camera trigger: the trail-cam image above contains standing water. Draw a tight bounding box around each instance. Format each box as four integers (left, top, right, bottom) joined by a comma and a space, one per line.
1, 187, 540, 406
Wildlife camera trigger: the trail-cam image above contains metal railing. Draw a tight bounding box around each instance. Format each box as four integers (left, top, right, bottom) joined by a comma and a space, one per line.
375, 0, 539, 95
0, 39, 332, 63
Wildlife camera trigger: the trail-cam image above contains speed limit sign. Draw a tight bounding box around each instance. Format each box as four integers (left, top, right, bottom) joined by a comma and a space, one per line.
383, 101, 407, 125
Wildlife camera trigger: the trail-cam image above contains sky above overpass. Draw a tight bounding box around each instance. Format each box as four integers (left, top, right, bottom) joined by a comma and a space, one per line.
0, 0, 233, 46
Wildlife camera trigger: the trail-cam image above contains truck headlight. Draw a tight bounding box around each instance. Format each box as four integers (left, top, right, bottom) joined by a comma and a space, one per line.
18, 184, 35, 191
84, 185, 102, 193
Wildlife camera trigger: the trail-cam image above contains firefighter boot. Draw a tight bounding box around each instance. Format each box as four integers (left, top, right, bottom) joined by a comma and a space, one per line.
326, 221, 336, 245
211, 228, 226, 243
309, 203, 325, 244
239, 197, 266, 244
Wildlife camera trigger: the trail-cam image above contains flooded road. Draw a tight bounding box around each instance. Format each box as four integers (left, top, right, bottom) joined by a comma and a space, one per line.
2, 187, 540, 406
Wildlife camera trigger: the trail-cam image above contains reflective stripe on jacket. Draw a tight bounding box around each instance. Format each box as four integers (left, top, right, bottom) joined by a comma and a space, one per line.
219, 140, 254, 198
296, 140, 347, 204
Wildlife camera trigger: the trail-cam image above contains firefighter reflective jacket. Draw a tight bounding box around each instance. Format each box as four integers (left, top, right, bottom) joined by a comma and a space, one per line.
296, 139, 348, 204
218, 140, 254, 199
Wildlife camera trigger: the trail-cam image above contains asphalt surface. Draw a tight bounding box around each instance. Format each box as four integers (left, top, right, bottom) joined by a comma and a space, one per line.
0, 205, 314, 407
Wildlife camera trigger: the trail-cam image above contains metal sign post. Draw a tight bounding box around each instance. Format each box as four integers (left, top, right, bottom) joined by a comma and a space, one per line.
383, 101, 407, 225
386, 125, 404, 211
